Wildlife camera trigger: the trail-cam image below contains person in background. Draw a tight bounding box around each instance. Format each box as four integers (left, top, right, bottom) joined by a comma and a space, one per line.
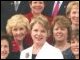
51, 15, 72, 52
6, 14, 30, 59
20, 15, 63, 59
70, 29, 79, 59
1, 32, 12, 59
25, 1, 52, 23
43, 1, 70, 17
43, 1, 70, 45
66, 1, 79, 31
25, 1, 53, 47
63, 29, 79, 59
52, 1, 70, 18
1, 1, 30, 32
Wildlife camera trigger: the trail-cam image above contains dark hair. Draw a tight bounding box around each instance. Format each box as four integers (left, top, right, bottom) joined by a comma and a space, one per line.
71, 29, 79, 42
28, 1, 47, 6
1, 32, 12, 52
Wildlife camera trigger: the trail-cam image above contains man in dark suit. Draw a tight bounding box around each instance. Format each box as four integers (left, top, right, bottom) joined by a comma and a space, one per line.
54, 1, 70, 16
1, 1, 30, 32
43, 1, 70, 17
42, 1, 54, 16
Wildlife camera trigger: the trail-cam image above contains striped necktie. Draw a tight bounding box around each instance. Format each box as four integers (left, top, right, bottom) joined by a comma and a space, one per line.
52, 1, 60, 17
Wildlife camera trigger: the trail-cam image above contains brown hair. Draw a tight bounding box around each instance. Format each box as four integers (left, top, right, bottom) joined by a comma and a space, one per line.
51, 15, 72, 41
71, 29, 79, 42
1, 32, 12, 52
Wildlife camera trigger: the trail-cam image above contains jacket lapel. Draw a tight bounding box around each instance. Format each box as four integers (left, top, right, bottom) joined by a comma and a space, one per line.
36, 42, 48, 59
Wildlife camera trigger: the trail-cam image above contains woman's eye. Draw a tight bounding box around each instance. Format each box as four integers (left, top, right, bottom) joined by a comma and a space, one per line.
41, 30, 46, 33
13, 28, 17, 31
34, 29, 38, 32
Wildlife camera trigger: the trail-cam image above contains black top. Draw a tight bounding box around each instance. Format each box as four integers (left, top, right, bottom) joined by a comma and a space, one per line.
62, 48, 75, 59
7, 52, 20, 59
32, 54, 37, 59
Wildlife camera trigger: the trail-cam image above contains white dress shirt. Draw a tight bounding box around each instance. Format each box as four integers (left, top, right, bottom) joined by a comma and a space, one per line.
14, 1, 21, 11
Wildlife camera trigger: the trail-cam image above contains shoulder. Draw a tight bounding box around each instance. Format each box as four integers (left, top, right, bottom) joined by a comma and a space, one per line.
44, 42, 63, 59
45, 42, 62, 53
62, 1, 70, 6
20, 46, 32, 59
25, 12, 33, 18
21, 46, 32, 54
7, 52, 20, 59
62, 48, 75, 59
24, 12, 33, 22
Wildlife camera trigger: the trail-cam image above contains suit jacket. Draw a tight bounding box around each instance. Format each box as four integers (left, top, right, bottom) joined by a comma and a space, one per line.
1, 1, 30, 32
20, 42, 63, 59
58, 1, 70, 16
43, 1, 70, 16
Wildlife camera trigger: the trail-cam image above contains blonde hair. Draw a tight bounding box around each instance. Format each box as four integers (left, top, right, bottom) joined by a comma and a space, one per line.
66, 1, 79, 17
30, 15, 50, 36
6, 14, 30, 36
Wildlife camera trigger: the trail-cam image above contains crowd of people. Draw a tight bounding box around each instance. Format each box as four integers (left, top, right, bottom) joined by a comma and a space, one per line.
1, 1, 79, 59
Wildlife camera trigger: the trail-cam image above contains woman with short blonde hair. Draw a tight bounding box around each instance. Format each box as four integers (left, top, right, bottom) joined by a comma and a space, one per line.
66, 1, 79, 17
20, 15, 63, 59
6, 14, 30, 36
66, 1, 79, 31
6, 14, 30, 59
